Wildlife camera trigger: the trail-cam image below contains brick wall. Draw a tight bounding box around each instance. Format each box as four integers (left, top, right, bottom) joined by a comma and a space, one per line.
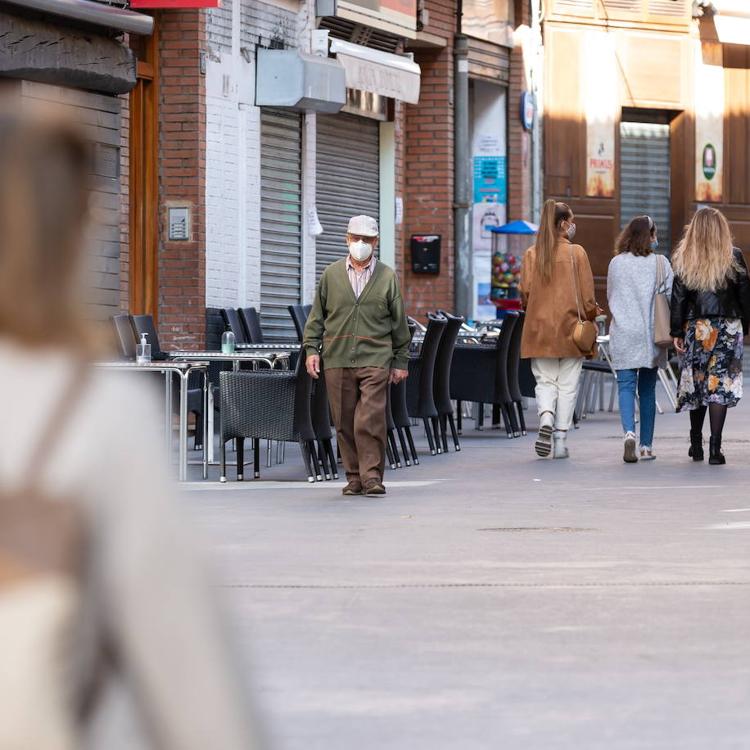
402, 0, 456, 321
158, 9, 207, 349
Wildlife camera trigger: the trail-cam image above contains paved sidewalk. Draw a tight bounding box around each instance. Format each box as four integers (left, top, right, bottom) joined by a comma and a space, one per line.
183, 399, 750, 750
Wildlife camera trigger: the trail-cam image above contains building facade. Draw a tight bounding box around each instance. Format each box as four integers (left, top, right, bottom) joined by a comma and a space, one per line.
542, 0, 750, 299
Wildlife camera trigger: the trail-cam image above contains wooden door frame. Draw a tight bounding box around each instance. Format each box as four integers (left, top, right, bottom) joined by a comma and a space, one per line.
129, 18, 159, 319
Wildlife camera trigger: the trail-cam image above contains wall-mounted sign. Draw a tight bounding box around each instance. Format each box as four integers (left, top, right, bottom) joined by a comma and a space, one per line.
130, 0, 221, 7
520, 91, 535, 131
695, 41, 724, 202
410, 235, 441, 275
584, 31, 617, 198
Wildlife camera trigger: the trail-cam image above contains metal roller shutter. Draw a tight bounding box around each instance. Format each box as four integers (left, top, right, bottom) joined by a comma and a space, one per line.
316, 114, 380, 279
260, 109, 302, 340
619, 122, 672, 254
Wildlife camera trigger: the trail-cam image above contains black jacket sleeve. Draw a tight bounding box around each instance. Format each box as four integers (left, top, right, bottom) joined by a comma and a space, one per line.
670, 274, 688, 339
732, 248, 750, 335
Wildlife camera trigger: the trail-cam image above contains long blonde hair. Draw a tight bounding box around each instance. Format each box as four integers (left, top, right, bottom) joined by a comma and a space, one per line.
672, 207, 736, 292
534, 199, 572, 283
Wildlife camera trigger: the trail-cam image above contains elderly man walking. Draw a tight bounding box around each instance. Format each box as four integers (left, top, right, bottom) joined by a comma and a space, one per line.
303, 215, 411, 497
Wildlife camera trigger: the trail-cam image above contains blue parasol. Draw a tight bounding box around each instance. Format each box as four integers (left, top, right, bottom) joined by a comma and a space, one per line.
489, 220, 538, 235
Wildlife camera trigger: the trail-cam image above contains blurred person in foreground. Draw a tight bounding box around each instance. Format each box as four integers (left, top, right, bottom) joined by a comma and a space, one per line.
0, 107, 262, 748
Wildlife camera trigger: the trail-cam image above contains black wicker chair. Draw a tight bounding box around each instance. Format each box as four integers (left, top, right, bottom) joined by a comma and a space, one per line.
310, 368, 338, 480
221, 308, 249, 346
385, 386, 402, 469
432, 312, 464, 452
219, 351, 320, 483
288, 304, 312, 342
406, 314, 447, 456
112, 313, 137, 360
239, 306, 264, 344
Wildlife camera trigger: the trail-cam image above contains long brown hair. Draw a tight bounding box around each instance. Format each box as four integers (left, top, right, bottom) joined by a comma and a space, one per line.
615, 215, 655, 257
0, 107, 91, 348
672, 207, 736, 292
535, 199, 572, 282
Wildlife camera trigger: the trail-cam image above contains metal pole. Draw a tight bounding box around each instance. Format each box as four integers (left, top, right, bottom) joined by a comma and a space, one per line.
454, 35, 472, 320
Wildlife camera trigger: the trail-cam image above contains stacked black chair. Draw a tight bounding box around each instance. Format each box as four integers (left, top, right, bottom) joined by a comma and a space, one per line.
219, 351, 320, 482
288, 304, 312, 342
406, 314, 447, 455
131, 314, 207, 449
432, 312, 464, 452
112, 313, 137, 360
385, 387, 402, 469
507, 310, 528, 435
493, 312, 520, 438
239, 306, 264, 343
221, 307, 249, 345
310, 369, 338, 480
450, 312, 520, 438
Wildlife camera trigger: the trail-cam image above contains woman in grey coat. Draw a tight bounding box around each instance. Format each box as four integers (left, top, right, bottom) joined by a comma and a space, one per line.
607, 216, 674, 463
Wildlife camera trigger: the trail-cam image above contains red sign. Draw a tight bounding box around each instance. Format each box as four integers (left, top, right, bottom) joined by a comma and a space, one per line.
130, 0, 221, 7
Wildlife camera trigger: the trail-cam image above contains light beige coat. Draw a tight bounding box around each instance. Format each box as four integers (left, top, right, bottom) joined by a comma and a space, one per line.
520, 238, 598, 359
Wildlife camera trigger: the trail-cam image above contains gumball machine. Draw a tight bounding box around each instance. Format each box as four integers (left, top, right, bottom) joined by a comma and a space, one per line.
489, 220, 538, 319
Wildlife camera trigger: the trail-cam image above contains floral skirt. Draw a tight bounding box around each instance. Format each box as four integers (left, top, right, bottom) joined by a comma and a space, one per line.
676, 318, 743, 412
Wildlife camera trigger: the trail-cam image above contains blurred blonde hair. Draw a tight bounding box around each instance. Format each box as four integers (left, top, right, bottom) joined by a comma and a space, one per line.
672, 207, 736, 293
0, 106, 91, 348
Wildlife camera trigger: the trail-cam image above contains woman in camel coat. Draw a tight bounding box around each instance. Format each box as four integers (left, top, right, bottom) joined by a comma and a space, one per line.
520, 199, 597, 459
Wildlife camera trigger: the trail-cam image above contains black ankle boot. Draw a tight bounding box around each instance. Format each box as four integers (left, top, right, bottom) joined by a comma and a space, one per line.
689, 431, 704, 461
709, 436, 726, 465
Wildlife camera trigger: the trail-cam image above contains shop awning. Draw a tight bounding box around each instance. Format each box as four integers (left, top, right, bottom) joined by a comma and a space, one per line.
329, 39, 421, 105
706, 0, 750, 45
2, 0, 154, 35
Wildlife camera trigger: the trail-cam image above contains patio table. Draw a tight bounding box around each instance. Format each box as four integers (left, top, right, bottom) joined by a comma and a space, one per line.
94, 360, 209, 481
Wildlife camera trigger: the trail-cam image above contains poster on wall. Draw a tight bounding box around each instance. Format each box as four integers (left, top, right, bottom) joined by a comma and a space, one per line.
695, 42, 724, 202
584, 32, 617, 198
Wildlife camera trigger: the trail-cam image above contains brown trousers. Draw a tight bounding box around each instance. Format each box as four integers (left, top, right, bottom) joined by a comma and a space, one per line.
325, 367, 389, 483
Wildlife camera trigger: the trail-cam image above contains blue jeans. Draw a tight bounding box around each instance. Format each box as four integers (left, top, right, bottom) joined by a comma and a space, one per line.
616, 368, 658, 447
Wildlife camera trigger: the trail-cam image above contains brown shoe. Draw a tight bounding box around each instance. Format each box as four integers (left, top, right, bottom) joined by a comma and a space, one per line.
342, 480, 363, 496
364, 479, 386, 497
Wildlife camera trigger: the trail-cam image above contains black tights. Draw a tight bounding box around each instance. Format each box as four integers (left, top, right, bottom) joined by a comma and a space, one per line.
690, 404, 728, 439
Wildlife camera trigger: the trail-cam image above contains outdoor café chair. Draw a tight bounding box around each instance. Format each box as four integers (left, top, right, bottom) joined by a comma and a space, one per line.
433, 311, 464, 452
239, 306, 264, 344
221, 307, 250, 346
112, 313, 137, 360
288, 304, 312, 342
310, 368, 338, 480
406, 314, 447, 456
219, 350, 321, 483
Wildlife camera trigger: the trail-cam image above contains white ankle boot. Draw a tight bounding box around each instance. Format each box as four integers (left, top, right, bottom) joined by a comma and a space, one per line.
553, 430, 569, 459
535, 411, 554, 457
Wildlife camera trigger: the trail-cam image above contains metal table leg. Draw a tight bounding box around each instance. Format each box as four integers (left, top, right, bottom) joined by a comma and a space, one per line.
202, 369, 208, 480
164, 370, 172, 457
179, 370, 189, 481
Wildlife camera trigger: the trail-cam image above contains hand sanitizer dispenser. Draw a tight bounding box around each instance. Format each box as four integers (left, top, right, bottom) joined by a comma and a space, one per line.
136, 332, 151, 365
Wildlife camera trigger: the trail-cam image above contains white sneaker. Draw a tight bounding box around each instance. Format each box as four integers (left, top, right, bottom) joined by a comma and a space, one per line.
535, 412, 554, 458
639, 446, 656, 461
623, 432, 638, 463
553, 430, 569, 459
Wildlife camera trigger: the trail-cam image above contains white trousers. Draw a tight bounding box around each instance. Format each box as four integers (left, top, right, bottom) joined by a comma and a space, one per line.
531, 357, 584, 432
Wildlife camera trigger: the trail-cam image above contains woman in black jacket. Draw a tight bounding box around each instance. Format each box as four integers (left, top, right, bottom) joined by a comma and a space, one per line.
671, 207, 750, 464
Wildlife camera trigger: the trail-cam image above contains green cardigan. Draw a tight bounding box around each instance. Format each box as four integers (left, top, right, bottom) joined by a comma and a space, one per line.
303, 259, 411, 371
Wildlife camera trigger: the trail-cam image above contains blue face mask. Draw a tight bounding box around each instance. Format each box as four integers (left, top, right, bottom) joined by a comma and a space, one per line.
650, 239, 659, 251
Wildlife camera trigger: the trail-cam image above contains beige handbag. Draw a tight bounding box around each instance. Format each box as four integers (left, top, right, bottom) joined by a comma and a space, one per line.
569, 247, 597, 354
653, 254, 672, 348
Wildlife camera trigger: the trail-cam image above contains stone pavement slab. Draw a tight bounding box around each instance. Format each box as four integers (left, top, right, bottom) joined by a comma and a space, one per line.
182, 400, 750, 749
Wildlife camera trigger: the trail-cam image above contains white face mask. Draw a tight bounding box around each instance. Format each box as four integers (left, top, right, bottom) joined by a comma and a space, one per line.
566, 222, 577, 241
349, 239, 373, 262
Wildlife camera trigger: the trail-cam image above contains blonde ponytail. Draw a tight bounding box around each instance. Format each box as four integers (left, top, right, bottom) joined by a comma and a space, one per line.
534, 199, 571, 283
